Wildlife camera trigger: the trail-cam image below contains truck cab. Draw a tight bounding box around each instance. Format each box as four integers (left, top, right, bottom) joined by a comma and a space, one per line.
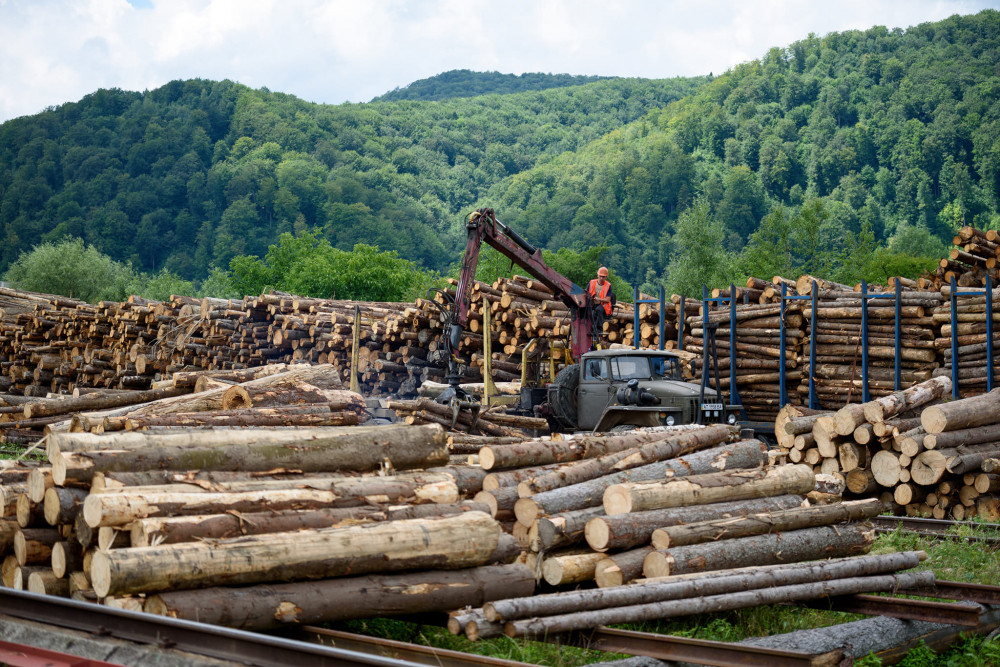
546, 349, 740, 433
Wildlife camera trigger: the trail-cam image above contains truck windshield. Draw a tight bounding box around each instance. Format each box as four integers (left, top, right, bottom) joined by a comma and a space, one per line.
610, 355, 680, 381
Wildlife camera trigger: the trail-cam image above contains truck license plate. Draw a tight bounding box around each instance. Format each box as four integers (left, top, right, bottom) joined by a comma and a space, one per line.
700, 403, 723, 411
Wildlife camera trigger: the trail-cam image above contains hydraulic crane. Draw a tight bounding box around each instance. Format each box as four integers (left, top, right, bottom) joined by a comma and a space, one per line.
440, 207, 601, 398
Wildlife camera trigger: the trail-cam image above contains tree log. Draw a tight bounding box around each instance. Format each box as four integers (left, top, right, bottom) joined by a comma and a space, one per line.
603, 464, 814, 515
22, 386, 187, 419
593, 546, 654, 588
922, 389, 1000, 434
485, 550, 925, 622
541, 551, 606, 586
14, 527, 60, 565
84, 474, 461, 528
130, 501, 491, 547
91, 511, 501, 597
650, 499, 882, 549
643, 523, 874, 578
513, 440, 767, 525
505, 569, 928, 637
924, 423, 1000, 450
519, 424, 735, 495
52, 423, 449, 485
583, 495, 805, 552
143, 563, 534, 630
530, 506, 606, 551
861, 377, 952, 424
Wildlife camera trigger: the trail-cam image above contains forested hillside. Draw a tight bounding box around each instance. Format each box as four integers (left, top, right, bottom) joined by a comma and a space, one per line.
371, 70, 613, 101
0, 75, 705, 278
490, 10, 1000, 289
0, 10, 998, 299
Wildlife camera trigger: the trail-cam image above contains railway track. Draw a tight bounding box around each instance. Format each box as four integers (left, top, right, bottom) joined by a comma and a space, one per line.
2, 580, 1000, 667
871, 515, 1000, 544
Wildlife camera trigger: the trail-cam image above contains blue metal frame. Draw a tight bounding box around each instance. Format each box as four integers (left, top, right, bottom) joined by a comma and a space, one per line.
947, 276, 994, 399
632, 286, 667, 351
895, 279, 902, 391
861, 280, 870, 403
987, 274, 995, 393
700, 284, 746, 418
779, 282, 816, 408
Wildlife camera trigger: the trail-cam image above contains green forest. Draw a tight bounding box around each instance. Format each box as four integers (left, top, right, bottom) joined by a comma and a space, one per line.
1, 10, 998, 302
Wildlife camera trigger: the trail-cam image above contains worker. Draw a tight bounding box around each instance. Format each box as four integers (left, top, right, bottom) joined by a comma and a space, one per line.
588, 266, 616, 335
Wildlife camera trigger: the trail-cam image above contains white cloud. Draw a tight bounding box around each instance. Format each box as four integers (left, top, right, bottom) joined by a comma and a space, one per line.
0, 0, 997, 123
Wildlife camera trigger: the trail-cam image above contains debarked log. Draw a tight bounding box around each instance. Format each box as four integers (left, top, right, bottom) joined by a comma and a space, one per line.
130, 501, 493, 547
90, 511, 501, 597
83, 475, 462, 528
603, 464, 814, 515
52, 423, 449, 484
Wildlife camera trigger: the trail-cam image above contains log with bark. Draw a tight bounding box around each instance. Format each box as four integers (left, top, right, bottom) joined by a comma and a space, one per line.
484, 550, 926, 622
642, 523, 875, 578
504, 569, 930, 638
649, 498, 882, 549
143, 563, 535, 630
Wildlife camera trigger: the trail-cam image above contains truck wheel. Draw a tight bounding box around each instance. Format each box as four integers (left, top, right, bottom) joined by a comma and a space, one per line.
550, 364, 580, 429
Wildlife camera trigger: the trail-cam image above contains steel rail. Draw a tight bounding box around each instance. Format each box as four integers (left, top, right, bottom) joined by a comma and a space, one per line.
0, 588, 423, 667
871, 515, 1000, 544
799, 594, 983, 626
298, 626, 535, 667
0, 638, 125, 667
569, 627, 845, 667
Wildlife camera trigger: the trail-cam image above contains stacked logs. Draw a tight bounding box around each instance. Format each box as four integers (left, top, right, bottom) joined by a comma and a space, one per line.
795, 281, 943, 408
479, 550, 928, 639
774, 378, 1000, 520
932, 284, 1000, 392
0, 274, 672, 412
907, 389, 1000, 520
0, 371, 538, 626
928, 226, 1000, 289
454, 457, 886, 640
682, 297, 804, 422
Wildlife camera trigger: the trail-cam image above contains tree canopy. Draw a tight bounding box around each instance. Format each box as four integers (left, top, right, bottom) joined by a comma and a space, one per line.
2, 10, 999, 300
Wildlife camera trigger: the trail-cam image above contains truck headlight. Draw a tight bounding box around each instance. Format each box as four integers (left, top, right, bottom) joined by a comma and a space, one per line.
665, 415, 675, 426
727, 413, 738, 425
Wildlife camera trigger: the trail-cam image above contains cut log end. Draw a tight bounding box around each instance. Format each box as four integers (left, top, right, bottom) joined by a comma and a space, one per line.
584, 518, 611, 552
641, 551, 672, 578
513, 498, 539, 527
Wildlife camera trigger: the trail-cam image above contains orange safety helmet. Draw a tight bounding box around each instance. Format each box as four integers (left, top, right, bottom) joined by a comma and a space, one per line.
597, 266, 609, 277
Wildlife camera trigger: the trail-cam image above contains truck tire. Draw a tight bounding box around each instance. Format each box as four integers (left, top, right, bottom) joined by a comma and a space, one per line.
550, 364, 580, 429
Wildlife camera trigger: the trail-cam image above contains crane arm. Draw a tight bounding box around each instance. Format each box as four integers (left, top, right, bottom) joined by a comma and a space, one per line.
448, 208, 595, 362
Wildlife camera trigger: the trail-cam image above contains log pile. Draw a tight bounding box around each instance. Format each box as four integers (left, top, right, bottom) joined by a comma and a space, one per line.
775, 379, 1000, 520
683, 295, 804, 422
0, 379, 540, 625
475, 550, 930, 639
453, 462, 888, 640
929, 226, 1000, 289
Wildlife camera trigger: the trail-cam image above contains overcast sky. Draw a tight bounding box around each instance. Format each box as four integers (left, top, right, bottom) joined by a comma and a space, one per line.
0, 0, 997, 124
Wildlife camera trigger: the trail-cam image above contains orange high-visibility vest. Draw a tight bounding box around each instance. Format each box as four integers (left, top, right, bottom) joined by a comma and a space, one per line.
589, 279, 612, 316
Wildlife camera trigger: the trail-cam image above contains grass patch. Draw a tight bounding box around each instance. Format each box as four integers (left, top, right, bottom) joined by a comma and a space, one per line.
333, 529, 1000, 666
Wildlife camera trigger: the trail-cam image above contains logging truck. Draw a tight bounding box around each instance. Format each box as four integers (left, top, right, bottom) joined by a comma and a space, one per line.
440, 208, 741, 432
544, 348, 740, 432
